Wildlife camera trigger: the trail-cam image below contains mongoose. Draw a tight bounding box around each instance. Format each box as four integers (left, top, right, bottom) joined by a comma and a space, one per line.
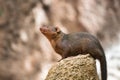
40, 25, 107, 80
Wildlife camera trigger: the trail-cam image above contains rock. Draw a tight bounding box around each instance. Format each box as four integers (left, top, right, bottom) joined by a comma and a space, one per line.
45, 54, 99, 80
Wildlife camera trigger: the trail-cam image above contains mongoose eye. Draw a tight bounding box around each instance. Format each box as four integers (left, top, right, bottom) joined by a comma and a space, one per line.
52, 27, 57, 32
55, 27, 58, 31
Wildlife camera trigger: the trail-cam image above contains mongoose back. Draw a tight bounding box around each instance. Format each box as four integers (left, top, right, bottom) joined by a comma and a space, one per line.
40, 25, 107, 80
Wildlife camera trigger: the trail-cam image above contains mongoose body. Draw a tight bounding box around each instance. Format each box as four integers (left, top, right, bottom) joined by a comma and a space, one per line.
40, 25, 107, 80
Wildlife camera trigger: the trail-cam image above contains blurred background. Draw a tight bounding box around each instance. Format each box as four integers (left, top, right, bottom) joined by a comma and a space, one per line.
0, 0, 120, 80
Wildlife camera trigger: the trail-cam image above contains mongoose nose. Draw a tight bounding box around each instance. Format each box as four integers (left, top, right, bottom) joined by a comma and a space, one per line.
39, 27, 42, 31
40, 27, 48, 33
39, 27, 45, 32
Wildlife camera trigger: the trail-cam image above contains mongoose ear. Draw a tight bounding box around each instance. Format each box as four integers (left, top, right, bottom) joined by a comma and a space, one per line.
55, 27, 61, 33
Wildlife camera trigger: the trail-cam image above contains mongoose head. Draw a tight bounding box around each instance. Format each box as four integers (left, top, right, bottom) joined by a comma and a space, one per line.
40, 25, 61, 39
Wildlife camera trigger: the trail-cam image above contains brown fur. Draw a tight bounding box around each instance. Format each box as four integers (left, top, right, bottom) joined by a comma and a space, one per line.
40, 25, 107, 80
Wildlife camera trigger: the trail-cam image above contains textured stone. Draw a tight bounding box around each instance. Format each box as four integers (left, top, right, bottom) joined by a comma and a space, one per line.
45, 54, 99, 80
